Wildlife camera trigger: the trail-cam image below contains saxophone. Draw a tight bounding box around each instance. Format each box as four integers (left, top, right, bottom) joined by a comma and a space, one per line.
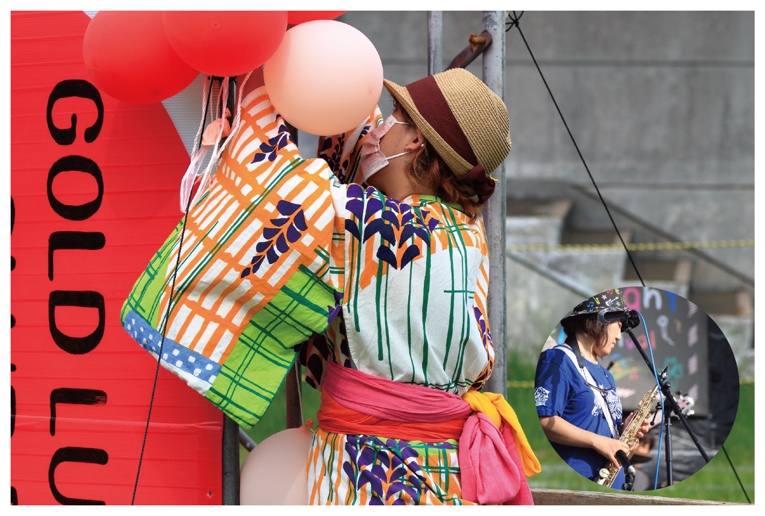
596, 384, 659, 487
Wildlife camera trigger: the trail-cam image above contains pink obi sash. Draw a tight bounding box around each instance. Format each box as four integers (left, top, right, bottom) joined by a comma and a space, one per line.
316, 361, 538, 505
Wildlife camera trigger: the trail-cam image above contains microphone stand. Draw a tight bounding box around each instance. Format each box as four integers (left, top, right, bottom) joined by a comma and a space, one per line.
622, 467, 635, 491
624, 328, 711, 487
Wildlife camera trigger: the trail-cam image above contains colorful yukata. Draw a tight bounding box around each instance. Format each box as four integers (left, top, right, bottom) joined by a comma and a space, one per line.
121, 83, 537, 505
535, 345, 626, 488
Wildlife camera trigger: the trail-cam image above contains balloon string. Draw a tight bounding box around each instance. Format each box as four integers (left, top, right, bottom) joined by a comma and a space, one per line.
179, 76, 215, 212
185, 72, 252, 210
132, 179, 196, 505
131, 78, 215, 505
193, 78, 229, 199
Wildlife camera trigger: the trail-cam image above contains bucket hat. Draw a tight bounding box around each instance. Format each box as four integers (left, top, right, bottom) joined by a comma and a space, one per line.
383, 68, 511, 203
560, 288, 630, 325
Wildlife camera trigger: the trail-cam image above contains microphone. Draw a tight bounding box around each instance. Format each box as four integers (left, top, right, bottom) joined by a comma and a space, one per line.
597, 309, 640, 331
616, 450, 636, 476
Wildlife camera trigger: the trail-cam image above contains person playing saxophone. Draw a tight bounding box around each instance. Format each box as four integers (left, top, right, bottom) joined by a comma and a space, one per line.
534, 289, 651, 490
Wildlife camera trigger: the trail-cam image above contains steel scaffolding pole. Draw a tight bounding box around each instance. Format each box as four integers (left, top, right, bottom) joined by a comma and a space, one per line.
427, 11, 443, 74
481, 11, 508, 398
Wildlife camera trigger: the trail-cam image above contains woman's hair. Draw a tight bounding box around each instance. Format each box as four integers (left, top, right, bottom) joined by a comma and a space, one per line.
561, 314, 610, 350
396, 103, 483, 219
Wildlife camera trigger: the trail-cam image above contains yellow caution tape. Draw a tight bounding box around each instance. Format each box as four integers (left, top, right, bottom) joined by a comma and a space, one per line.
507, 239, 754, 253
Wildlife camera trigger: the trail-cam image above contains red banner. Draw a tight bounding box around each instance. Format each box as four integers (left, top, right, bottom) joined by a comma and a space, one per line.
11, 11, 223, 505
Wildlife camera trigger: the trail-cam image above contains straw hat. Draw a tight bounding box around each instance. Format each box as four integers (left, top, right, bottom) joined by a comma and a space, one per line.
383, 68, 511, 181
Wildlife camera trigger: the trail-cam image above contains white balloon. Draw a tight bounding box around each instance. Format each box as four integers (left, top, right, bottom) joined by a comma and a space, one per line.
240, 425, 313, 505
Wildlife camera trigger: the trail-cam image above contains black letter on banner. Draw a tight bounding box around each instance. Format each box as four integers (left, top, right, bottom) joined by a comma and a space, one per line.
47, 156, 103, 221
46, 80, 104, 145
48, 232, 106, 281
49, 447, 108, 505
50, 388, 107, 436
10, 368, 17, 504
49, 291, 105, 355
11, 364, 16, 436
11, 196, 15, 272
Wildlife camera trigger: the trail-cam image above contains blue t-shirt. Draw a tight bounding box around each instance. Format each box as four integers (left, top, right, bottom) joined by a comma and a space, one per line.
534, 345, 626, 488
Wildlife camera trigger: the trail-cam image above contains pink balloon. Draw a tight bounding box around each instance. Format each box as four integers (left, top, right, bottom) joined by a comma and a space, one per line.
240, 426, 312, 505
264, 20, 383, 136
163, 11, 288, 77
82, 11, 199, 104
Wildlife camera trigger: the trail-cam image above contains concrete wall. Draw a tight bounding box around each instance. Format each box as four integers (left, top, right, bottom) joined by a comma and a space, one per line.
340, 11, 754, 291
339, 11, 754, 373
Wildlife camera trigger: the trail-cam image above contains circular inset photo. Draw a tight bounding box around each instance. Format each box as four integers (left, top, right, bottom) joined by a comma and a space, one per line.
533, 286, 740, 492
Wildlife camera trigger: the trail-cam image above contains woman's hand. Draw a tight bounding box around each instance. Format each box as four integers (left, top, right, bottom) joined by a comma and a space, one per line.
540, 416, 630, 469
624, 411, 652, 439
592, 434, 631, 469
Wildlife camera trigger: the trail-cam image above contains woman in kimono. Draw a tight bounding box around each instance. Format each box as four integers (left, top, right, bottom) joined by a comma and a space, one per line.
123, 65, 540, 505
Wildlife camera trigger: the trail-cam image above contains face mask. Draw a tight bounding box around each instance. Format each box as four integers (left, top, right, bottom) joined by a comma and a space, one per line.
359, 115, 412, 182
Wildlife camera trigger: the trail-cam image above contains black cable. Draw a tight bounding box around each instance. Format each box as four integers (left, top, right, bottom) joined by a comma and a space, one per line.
505, 13, 750, 503
505, 11, 645, 287
131, 76, 216, 505
720, 439, 752, 503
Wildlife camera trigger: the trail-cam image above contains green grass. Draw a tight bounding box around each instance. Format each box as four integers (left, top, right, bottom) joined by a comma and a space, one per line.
240, 353, 754, 504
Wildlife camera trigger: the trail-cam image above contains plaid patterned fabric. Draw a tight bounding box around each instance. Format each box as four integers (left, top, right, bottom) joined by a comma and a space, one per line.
121, 89, 343, 428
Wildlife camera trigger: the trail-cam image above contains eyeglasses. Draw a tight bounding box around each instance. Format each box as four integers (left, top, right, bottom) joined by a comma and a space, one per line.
390, 105, 413, 125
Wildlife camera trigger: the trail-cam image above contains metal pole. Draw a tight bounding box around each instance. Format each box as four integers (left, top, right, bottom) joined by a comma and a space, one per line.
427, 11, 443, 74
285, 362, 304, 429
222, 415, 240, 504
481, 11, 508, 397
220, 78, 240, 505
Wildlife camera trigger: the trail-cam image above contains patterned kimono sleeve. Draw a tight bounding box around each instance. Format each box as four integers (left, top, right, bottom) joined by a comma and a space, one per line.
120, 85, 344, 428
316, 106, 383, 184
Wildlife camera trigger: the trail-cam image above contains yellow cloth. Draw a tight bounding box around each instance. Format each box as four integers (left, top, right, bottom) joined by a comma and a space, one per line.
462, 390, 542, 477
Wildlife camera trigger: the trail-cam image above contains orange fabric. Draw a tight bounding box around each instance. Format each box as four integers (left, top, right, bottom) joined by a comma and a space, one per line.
317, 388, 467, 442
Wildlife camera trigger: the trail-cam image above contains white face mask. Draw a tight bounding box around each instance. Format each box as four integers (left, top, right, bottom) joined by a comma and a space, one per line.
359, 115, 413, 182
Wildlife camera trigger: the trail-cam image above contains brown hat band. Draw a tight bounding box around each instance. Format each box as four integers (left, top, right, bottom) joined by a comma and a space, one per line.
455, 164, 496, 204
406, 75, 478, 167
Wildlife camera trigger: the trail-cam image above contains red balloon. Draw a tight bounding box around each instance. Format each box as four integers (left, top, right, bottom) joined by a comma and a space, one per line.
82, 11, 200, 104
287, 11, 346, 25
163, 11, 288, 77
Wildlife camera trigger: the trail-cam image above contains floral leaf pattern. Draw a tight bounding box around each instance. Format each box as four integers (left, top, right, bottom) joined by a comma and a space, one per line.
320, 133, 348, 182
344, 185, 440, 270
473, 306, 493, 349
327, 289, 344, 325
471, 306, 495, 388
250, 120, 292, 164
319, 119, 373, 183
241, 200, 306, 278
341, 434, 455, 505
